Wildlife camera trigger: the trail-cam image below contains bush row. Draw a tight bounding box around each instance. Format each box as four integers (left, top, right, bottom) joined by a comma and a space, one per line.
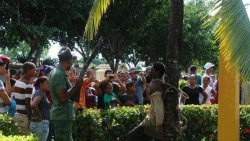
0, 133, 38, 141
1, 105, 250, 141
73, 105, 250, 141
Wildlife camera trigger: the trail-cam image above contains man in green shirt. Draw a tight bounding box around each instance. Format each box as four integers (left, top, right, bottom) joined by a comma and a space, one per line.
49, 47, 83, 141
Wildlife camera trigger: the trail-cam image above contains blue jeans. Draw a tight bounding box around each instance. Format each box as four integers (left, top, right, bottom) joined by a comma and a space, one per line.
29, 120, 49, 141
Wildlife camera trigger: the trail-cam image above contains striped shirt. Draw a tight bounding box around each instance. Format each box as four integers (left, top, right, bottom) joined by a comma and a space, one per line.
0, 80, 7, 113
13, 80, 33, 116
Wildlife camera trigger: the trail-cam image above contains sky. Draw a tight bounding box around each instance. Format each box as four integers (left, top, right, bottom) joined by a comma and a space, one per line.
48, 1, 250, 59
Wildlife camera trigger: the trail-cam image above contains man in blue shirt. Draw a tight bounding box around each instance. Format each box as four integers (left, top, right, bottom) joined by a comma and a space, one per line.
128, 68, 146, 105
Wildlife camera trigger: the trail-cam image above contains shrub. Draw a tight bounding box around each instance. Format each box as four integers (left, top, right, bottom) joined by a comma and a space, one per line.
0, 132, 38, 141
73, 105, 250, 141
73, 108, 106, 141
73, 106, 146, 141
181, 105, 250, 141
0, 114, 18, 136
2, 105, 250, 140
181, 105, 218, 141
101, 106, 147, 140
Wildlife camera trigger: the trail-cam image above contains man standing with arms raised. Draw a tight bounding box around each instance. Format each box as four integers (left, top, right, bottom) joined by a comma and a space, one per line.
49, 47, 83, 141
128, 68, 146, 105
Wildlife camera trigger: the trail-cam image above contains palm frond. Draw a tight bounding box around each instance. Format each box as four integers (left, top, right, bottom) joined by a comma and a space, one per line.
84, 0, 113, 42
214, 0, 250, 79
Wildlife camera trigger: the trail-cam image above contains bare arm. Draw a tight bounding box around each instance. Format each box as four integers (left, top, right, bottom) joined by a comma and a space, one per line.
25, 98, 32, 120
114, 74, 127, 92
139, 72, 146, 84
144, 86, 150, 102
4, 70, 11, 97
0, 90, 11, 106
98, 78, 110, 86
201, 91, 208, 104
211, 89, 217, 97
57, 83, 82, 103
91, 83, 102, 96
30, 95, 42, 121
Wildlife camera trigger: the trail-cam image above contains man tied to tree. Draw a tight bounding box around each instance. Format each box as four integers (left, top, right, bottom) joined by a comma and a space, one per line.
49, 47, 83, 141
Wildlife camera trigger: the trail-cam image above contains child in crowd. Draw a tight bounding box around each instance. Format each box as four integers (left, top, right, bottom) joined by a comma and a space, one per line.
181, 74, 208, 105
200, 76, 217, 104
120, 81, 138, 107
103, 83, 121, 109
128, 79, 165, 141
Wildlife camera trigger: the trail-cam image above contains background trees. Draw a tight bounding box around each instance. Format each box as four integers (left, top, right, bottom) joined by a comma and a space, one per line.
181, 0, 218, 71
0, 0, 56, 63
0, 0, 219, 71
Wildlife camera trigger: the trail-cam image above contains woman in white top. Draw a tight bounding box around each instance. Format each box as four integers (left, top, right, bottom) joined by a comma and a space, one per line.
200, 76, 217, 104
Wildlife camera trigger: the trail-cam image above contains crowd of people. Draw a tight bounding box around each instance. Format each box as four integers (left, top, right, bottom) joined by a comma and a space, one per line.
0, 47, 219, 141
180, 63, 218, 105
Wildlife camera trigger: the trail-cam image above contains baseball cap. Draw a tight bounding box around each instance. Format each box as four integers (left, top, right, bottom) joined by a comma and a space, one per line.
0, 55, 10, 64
44, 66, 54, 75
58, 47, 73, 59
204, 62, 215, 70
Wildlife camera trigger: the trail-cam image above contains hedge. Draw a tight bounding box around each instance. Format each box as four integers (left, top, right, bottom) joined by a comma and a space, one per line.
0, 114, 18, 136
73, 105, 250, 141
0, 133, 38, 141
2, 105, 250, 141
73, 106, 146, 141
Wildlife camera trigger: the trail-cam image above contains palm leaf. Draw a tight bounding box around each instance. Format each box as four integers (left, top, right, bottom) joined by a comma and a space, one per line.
84, 0, 113, 42
214, 0, 250, 79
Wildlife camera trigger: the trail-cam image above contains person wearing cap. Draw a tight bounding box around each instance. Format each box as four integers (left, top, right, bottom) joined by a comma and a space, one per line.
13, 61, 37, 135
49, 47, 83, 141
44, 66, 54, 77
0, 55, 11, 114
189, 65, 202, 86
203, 62, 215, 86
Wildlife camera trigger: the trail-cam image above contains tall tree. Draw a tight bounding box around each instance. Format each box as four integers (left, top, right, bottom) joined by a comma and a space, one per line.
0, 0, 55, 64
97, 0, 145, 72
48, 0, 94, 62
181, 0, 218, 71
164, 0, 184, 140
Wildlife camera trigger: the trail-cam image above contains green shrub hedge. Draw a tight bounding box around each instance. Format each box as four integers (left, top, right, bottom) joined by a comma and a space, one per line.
0, 114, 18, 136
2, 105, 250, 141
73, 106, 146, 141
73, 105, 250, 141
0, 132, 38, 141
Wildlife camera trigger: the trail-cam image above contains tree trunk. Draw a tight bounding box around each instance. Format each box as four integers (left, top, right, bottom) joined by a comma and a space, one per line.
164, 0, 184, 140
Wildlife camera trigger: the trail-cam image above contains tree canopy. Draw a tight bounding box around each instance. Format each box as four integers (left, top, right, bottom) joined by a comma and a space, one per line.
0, 0, 219, 70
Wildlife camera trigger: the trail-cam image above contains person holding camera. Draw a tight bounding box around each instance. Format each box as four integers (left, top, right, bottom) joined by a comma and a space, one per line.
128, 68, 146, 105
98, 69, 126, 109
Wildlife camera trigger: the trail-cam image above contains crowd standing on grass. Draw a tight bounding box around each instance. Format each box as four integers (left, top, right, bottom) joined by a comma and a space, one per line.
0, 49, 221, 140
